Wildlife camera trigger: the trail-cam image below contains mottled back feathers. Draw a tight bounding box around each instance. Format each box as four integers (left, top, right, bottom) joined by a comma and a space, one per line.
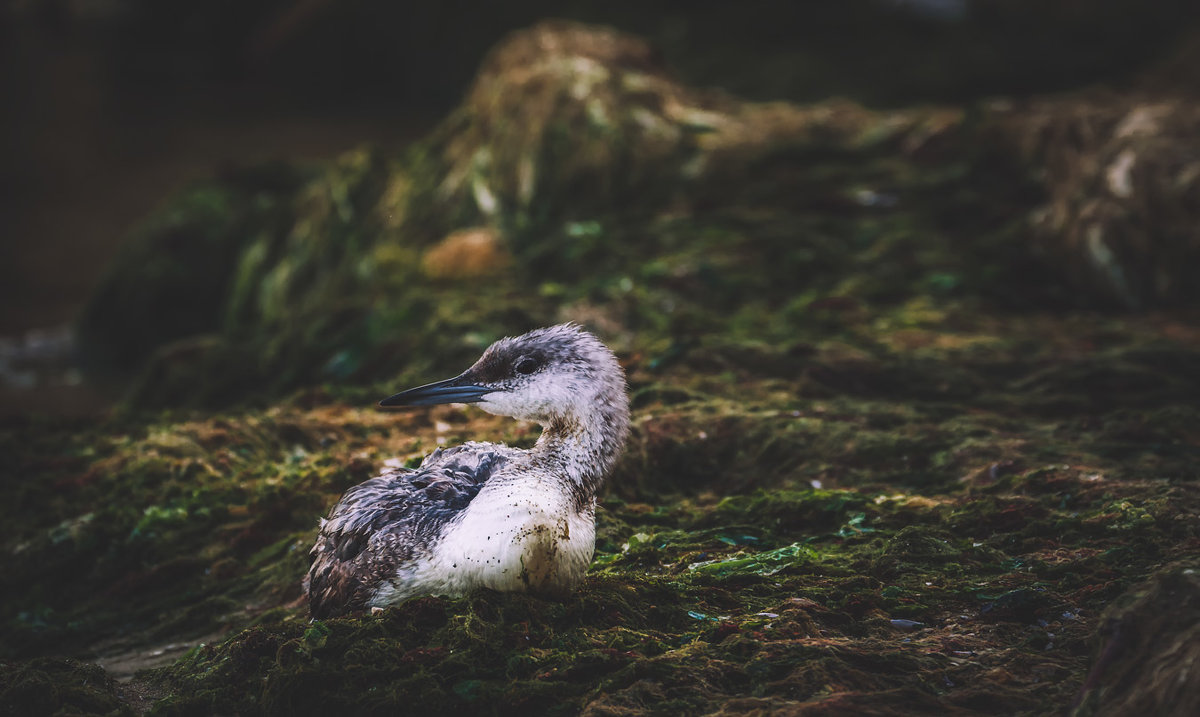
305, 442, 515, 618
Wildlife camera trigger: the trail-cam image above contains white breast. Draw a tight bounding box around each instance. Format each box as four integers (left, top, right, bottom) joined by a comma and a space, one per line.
367, 475, 595, 608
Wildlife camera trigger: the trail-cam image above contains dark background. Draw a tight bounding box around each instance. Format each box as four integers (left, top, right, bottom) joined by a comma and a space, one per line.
3, 0, 1199, 334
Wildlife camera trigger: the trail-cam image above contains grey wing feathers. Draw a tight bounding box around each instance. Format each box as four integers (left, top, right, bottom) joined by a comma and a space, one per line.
304, 443, 513, 618
404, 443, 513, 508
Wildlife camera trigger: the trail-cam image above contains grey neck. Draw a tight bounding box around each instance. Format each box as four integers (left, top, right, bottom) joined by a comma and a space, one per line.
530, 399, 629, 509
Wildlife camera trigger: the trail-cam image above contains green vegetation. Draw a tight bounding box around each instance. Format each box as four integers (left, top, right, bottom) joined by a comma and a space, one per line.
4, 20, 1199, 717
5, 304, 1197, 713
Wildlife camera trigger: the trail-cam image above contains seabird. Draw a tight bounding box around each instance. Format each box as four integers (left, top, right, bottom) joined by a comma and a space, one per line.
305, 324, 630, 618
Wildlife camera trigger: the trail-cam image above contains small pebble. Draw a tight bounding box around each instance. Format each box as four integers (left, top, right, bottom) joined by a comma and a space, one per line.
890, 619, 925, 631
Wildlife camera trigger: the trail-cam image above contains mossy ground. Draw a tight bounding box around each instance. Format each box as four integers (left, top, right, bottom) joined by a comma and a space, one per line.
4, 23, 1200, 713
3, 304, 1199, 714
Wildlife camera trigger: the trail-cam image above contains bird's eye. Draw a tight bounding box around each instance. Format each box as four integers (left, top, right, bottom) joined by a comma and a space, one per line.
514, 356, 540, 375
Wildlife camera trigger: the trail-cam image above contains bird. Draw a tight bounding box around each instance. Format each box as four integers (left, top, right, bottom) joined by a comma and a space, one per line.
304, 324, 630, 618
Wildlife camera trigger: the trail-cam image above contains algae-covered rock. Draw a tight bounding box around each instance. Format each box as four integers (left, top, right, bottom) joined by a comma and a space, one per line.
398, 18, 970, 281
994, 95, 1200, 308
75, 21, 986, 409
422, 19, 689, 230
419, 20, 962, 238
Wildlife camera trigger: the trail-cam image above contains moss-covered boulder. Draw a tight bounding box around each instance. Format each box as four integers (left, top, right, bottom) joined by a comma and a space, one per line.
75, 21, 996, 409
418, 20, 960, 235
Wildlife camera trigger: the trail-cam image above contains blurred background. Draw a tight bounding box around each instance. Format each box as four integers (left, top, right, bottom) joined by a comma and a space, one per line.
3, 0, 1200, 415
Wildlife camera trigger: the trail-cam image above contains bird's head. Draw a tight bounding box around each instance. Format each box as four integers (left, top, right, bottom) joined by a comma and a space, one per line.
380, 324, 627, 426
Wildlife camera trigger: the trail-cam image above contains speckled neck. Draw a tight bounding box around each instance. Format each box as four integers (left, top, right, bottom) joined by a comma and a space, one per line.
530, 392, 629, 509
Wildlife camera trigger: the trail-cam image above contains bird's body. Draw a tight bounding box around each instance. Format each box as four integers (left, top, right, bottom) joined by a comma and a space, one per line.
305, 325, 629, 618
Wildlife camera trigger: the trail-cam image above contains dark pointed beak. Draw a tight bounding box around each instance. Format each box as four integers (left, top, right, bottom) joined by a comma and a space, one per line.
379, 374, 491, 408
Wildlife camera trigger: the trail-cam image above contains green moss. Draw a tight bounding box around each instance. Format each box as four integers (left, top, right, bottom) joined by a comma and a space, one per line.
0, 658, 136, 717
8, 20, 1200, 717
6, 304, 1200, 712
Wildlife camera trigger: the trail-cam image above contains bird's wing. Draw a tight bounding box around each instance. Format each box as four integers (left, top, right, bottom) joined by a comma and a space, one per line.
305, 442, 515, 617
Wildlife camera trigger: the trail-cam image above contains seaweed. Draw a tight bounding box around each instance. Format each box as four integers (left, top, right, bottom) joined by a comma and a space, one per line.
4, 19, 1200, 717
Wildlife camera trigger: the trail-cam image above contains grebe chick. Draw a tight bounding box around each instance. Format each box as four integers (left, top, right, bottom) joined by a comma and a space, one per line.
305, 324, 629, 618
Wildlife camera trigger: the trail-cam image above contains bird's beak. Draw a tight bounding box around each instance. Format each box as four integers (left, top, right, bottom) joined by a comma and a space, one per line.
379, 374, 491, 408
